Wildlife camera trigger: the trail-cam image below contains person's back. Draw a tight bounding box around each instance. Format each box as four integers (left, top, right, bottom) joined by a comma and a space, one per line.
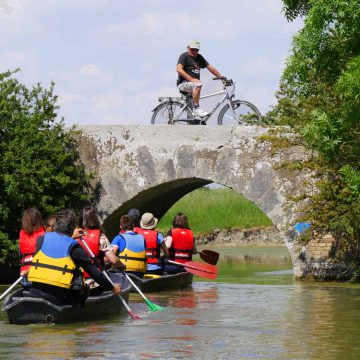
28, 209, 120, 306
165, 212, 196, 274
111, 215, 147, 278
169, 228, 194, 263
77, 206, 125, 283
19, 208, 45, 288
138, 212, 168, 275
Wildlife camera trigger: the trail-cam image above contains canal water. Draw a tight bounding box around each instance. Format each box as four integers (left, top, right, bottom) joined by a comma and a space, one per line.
1, 246, 360, 359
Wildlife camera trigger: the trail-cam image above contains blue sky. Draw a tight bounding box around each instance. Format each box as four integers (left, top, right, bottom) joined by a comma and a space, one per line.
0, 0, 302, 125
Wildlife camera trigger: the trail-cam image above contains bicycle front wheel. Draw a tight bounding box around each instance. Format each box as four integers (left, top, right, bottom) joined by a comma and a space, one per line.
151, 101, 191, 124
218, 100, 261, 125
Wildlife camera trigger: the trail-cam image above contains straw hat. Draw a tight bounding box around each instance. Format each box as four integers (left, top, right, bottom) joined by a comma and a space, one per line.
140, 212, 158, 230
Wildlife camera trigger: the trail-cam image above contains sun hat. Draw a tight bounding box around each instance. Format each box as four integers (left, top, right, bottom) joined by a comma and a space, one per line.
188, 40, 200, 50
140, 212, 158, 230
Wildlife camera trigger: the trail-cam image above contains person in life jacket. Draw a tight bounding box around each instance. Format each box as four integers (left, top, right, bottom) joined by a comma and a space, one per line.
27, 209, 121, 306
19, 208, 46, 288
164, 212, 198, 274
111, 215, 147, 278
138, 212, 169, 275
76, 206, 125, 287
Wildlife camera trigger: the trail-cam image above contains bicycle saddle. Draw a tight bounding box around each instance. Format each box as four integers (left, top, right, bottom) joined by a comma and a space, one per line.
179, 90, 192, 98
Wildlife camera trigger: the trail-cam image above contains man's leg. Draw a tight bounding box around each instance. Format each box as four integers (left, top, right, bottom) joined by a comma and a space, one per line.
178, 82, 208, 117
192, 84, 201, 107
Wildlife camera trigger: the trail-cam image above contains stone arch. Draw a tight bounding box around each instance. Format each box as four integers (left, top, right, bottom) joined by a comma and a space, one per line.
102, 177, 212, 239
77, 125, 315, 276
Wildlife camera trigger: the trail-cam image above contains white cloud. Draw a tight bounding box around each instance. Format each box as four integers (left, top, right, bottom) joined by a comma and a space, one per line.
97, 11, 235, 41
79, 64, 112, 83
57, 91, 84, 106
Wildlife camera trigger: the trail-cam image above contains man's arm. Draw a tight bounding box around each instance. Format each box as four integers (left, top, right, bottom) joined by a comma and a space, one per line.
160, 241, 169, 258
71, 245, 120, 293
206, 64, 223, 79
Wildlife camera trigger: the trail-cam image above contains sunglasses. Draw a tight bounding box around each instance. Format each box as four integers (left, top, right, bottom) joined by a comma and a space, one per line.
190, 48, 199, 51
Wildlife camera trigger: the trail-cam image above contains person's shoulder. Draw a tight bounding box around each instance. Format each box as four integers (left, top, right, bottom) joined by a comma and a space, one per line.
111, 234, 124, 243
178, 52, 189, 62
197, 53, 208, 64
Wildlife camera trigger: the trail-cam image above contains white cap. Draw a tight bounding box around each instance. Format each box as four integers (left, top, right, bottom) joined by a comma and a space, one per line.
188, 40, 200, 50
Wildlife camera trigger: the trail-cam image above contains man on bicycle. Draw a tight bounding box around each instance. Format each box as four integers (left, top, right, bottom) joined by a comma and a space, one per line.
176, 40, 224, 118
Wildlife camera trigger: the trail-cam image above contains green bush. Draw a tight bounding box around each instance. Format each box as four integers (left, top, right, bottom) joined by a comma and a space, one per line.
0, 70, 90, 266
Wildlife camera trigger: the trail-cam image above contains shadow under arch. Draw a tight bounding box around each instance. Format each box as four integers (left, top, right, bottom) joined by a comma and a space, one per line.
102, 177, 212, 239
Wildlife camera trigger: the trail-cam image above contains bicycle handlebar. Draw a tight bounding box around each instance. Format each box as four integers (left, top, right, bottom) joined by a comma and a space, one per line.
212, 77, 233, 86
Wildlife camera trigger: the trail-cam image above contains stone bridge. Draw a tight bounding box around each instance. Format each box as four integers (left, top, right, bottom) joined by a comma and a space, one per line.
77, 125, 315, 277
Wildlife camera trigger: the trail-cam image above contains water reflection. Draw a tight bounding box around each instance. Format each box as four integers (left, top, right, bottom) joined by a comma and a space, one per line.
196, 245, 294, 285
2, 247, 360, 359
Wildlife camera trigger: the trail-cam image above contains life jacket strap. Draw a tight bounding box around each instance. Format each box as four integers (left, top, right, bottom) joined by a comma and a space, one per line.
32, 259, 76, 275
118, 254, 146, 262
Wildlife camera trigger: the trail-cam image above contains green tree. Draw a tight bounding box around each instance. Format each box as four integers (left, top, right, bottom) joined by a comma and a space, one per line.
272, 1, 360, 258
0, 70, 90, 265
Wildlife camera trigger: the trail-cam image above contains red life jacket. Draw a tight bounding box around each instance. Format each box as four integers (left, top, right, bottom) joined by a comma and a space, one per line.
19, 227, 45, 272
133, 226, 142, 234
77, 229, 101, 278
169, 228, 194, 264
140, 229, 160, 265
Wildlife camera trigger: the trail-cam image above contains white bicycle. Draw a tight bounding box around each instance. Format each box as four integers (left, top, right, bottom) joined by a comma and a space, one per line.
151, 77, 261, 125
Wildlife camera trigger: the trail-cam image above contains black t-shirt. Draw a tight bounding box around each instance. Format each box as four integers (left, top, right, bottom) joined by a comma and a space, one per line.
177, 52, 209, 85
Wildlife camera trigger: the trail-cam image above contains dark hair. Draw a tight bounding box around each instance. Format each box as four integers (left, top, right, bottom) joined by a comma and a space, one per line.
54, 209, 77, 236
172, 212, 190, 229
79, 206, 101, 230
21, 208, 44, 234
120, 215, 134, 231
128, 209, 140, 226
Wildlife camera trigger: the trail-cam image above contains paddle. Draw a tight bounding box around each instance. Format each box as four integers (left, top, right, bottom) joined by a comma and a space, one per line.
199, 250, 220, 265
80, 238, 141, 320
122, 272, 164, 311
0, 276, 23, 301
166, 260, 218, 279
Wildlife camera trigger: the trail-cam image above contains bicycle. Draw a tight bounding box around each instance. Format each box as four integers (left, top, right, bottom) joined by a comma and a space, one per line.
150, 77, 262, 125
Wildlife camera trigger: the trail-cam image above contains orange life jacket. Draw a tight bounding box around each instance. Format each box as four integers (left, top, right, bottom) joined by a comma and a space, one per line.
77, 229, 101, 278
19, 227, 45, 272
138, 229, 160, 265
169, 228, 194, 264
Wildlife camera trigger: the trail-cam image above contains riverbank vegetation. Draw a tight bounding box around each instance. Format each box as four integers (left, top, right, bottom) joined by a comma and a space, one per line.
157, 188, 272, 235
0, 70, 90, 266
265, 0, 360, 261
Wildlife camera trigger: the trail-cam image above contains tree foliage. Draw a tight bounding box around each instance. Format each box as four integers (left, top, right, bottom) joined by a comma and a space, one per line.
0, 70, 90, 265
273, 1, 360, 258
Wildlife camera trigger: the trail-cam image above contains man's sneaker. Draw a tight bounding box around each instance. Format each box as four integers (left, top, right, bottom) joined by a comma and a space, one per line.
193, 107, 209, 118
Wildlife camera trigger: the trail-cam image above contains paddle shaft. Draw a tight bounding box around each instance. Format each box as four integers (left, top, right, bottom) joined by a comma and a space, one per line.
122, 272, 146, 301
0, 276, 23, 301
80, 238, 140, 319
167, 260, 218, 277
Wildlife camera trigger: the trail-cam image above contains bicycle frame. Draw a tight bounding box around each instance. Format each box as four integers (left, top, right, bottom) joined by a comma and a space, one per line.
171, 83, 236, 123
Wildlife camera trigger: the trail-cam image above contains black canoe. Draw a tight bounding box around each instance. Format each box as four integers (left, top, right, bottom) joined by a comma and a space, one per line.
2, 273, 131, 325
126, 271, 193, 293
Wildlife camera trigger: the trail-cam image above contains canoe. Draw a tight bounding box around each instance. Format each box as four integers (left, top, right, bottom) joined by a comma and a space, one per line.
125, 271, 193, 293
2, 273, 131, 325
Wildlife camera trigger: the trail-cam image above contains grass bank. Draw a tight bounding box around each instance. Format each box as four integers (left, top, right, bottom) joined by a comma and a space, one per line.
157, 188, 272, 235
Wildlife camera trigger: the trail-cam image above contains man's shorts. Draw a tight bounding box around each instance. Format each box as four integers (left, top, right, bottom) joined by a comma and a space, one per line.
177, 81, 202, 93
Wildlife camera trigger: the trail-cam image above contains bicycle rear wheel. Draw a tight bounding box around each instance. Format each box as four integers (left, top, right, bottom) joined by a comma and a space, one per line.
218, 100, 261, 125
151, 101, 192, 124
